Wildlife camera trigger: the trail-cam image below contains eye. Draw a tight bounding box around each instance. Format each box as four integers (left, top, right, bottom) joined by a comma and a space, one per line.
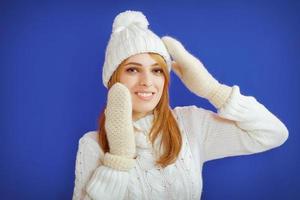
153, 68, 163, 74
126, 67, 138, 73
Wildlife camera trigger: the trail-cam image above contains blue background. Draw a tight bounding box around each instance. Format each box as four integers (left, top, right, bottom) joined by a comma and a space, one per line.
1, 0, 299, 199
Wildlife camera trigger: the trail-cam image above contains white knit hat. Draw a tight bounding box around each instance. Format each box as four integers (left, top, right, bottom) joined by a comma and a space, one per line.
102, 10, 172, 88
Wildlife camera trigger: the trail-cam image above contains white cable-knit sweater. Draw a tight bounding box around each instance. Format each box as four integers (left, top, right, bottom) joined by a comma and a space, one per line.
72, 85, 288, 200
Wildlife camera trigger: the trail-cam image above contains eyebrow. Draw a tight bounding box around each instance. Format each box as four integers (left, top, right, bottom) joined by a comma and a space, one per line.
123, 62, 159, 67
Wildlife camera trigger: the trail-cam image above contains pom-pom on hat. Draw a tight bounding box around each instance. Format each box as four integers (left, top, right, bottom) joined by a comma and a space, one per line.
102, 10, 171, 88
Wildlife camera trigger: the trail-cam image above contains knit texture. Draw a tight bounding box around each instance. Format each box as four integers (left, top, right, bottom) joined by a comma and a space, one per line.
72, 85, 289, 200
104, 83, 136, 170
103, 153, 136, 171
161, 36, 232, 109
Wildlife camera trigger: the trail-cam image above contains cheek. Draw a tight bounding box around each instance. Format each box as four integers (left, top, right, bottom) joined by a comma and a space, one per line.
157, 77, 165, 89
119, 75, 136, 89
155, 78, 165, 97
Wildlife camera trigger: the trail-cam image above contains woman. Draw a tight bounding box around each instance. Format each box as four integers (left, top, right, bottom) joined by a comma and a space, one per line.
72, 10, 288, 200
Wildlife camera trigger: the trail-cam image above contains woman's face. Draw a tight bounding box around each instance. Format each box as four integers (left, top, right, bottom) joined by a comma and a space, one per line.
118, 53, 165, 121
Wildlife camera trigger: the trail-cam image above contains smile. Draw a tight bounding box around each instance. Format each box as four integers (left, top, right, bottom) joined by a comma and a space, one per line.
135, 92, 155, 101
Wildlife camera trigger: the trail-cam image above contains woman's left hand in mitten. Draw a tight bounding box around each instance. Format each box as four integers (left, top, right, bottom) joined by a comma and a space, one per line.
161, 36, 233, 109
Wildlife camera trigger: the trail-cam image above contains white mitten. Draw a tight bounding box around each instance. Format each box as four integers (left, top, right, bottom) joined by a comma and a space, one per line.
162, 36, 233, 109
103, 82, 136, 171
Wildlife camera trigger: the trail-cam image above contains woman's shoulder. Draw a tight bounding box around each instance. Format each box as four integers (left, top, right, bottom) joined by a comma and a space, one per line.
77, 130, 104, 157
172, 105, 212, 118
79, 130, 99, 142
172, 105, 218, 129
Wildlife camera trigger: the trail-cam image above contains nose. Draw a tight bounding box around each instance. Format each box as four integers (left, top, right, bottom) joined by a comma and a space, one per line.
139, 71, 153, 87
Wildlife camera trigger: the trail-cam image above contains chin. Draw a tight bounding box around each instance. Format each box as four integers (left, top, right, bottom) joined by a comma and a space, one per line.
133, 104, 156, 115
133, 107, 154, 114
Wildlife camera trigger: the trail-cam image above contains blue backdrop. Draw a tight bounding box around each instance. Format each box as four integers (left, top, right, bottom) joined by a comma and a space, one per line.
1, 0, 299, 199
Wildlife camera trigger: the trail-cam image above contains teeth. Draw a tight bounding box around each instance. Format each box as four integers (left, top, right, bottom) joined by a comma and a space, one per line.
137, 92, 153, 97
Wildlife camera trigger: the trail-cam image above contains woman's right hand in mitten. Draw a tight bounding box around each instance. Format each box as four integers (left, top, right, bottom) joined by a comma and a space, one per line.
103, 82, 136, 171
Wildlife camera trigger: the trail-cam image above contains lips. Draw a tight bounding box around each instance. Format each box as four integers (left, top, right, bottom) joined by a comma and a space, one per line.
135, 91, 155, 101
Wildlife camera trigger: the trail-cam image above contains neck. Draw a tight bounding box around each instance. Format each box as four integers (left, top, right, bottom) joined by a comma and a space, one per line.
133, 110, 154, 121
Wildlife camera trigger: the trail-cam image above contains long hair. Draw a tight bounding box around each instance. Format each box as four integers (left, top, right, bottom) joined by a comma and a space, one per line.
98, 53, 182, 168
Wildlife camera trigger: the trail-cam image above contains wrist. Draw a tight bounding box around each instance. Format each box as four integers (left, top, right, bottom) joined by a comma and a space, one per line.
103, 153, 136, 171
208, 84, 233, 109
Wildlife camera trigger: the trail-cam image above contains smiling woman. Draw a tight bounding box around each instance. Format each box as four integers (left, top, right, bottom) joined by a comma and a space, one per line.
99, 52, 183, 170
118, 53, 166, 120
72, 10, 289, 200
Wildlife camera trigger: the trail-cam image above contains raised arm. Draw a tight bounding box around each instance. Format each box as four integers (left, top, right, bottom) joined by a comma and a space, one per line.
72, 83, 137, 200
174, 85, 288, 163
163, 36, 288, 163
202, 85, 288, 162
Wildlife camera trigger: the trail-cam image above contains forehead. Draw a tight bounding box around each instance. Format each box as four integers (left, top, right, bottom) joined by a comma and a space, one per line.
123, 53, 157, 66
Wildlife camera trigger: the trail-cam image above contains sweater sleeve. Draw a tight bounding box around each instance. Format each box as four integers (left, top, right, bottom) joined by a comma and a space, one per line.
175, 85, 289, 163
72, 132, 130, 200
